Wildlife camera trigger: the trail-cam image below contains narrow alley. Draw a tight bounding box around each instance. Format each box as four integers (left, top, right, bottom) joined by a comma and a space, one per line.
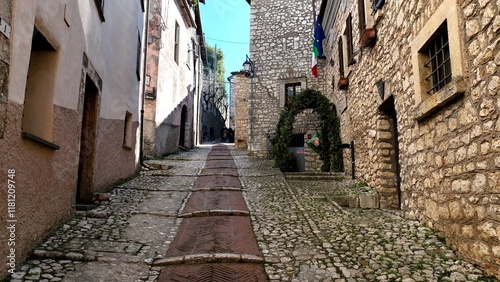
7, 145, 495, 282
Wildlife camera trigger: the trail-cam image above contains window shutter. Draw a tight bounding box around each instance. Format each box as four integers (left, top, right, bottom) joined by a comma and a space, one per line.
338, 37, 344, 77
358, 0, 366, 34
346, 14, 354, 65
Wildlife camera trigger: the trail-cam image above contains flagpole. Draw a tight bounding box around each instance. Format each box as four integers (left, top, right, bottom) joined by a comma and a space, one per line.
311, 0, 318, 78
312, 0, 317, 28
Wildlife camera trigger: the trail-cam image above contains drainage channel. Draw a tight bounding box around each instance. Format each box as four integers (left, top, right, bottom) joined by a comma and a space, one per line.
156, 145, 268, 281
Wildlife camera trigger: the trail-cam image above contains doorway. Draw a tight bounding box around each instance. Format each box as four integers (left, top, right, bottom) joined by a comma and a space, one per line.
179, 105, 188, 148
76, 76, 99, 204
378, 96, 402, 209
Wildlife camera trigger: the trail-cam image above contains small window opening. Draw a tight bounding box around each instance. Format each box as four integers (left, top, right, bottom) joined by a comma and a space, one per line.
285, 83, 301, 105
22, 27, 59, 148
422, 22, 451, 94
288, 134, 305, 147
346, 14, 354, 66
94, 0, 105, 22
174, 22, 180, 64
338, 37, 345, 77
123, 111, 133, 148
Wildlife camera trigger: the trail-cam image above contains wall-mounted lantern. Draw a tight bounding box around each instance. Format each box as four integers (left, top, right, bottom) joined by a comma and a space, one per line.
242, 55, 255, 78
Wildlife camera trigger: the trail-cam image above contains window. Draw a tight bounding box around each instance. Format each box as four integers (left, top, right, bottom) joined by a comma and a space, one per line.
338, 37, 345, 77
285, 83, 301, 105
140, 0, 145, 12
191, 39, 197, 62
358, 0, 366, 34
288, 134, 304, 147
422, 22, 451, 94
358, 0, 378, 48
346, 14, 354, 65
21, 27, 60, 150
372, 0, 385, 14
174, 22, 180, 64
136, 31, 141, 80
94, 0, 105, 22
411, 0, 466, 120
338, 13, 354, 82
123, 111, 133, 149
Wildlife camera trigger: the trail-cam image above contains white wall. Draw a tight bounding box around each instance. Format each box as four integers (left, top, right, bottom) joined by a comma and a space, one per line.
10, 0, 144, 122
155, 0, 196, 124
9, 1, 85, 109
78, 0, 144, 121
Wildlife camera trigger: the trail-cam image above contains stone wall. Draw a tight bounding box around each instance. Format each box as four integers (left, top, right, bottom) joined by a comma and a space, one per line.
144, 0, 201, 156
320, 0, 499, 276
292, 110, 323, 172
229, 72, 250, 148
248, 0, 324, 158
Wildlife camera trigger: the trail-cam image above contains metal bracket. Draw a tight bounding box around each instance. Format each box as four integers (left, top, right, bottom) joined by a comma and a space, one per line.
0, 18, 11, 39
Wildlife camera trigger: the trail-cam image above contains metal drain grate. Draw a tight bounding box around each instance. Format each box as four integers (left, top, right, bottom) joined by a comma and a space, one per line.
158, 264, 268, 282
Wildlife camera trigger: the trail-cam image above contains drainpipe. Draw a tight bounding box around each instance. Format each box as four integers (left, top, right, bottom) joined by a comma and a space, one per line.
139, 0, 150, 166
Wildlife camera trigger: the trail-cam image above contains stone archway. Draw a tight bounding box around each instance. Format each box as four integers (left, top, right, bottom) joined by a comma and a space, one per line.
272, 89, 343, 172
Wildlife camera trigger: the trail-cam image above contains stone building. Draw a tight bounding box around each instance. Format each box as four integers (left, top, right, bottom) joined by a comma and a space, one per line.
240, 0, 326, 173
228, 74, 237, 130
0, 1, 145, 279
228, 71, 250, 148
318, 0, 499, 276
240, 0, 499, 277
143, 0, 206, 157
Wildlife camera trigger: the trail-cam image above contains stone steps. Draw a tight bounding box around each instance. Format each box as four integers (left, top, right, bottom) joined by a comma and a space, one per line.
283, 172, 345, 181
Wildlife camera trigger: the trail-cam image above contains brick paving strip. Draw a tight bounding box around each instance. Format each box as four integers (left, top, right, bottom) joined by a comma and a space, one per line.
156, 145, 269, 281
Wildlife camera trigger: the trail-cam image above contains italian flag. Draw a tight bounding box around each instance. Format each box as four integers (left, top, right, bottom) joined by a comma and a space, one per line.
311, 16, 325, 78
312, 38, 319, 78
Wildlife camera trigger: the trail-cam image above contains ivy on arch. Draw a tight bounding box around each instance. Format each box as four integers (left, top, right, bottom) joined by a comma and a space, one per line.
271, 88, 343, 172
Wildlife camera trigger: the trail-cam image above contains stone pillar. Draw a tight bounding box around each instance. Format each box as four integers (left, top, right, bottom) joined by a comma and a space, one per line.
229, 71, 250, 148
375, 115, 399, 209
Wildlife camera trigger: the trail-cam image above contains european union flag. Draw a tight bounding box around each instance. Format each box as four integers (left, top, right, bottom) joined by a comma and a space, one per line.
314, 16, 326, 58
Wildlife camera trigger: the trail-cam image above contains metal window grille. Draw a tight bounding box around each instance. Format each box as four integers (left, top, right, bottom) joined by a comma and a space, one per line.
423, 23, 451, 94
288, 134, 304, 147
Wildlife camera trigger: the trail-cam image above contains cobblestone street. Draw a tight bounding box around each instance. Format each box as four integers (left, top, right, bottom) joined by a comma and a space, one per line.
7, 145, 497, 282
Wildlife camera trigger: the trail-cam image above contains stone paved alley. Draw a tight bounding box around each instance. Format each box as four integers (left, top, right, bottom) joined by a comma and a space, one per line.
7, 145, 498, 282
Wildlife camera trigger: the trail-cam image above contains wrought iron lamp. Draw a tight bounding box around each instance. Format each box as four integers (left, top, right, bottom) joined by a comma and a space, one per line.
242, 55, 255, 78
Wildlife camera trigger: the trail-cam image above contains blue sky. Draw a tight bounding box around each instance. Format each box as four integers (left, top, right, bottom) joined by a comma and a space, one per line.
199, 1, 250, 81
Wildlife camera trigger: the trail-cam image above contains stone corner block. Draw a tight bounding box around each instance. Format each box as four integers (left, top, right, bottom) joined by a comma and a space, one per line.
359, 193, 380, 209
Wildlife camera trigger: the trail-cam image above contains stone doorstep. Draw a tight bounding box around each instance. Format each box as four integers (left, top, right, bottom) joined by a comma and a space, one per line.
191, 187, 243, 192
153, 253, 263, 266
178, 210, 250, 218
283, 172, 346, 181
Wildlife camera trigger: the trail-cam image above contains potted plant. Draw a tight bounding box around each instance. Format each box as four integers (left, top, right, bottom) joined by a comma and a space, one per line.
338, 77, 349, 90
359, 27, 377, 48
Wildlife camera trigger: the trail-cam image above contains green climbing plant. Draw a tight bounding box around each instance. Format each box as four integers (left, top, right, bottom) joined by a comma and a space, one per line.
271, 88, 343, 172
